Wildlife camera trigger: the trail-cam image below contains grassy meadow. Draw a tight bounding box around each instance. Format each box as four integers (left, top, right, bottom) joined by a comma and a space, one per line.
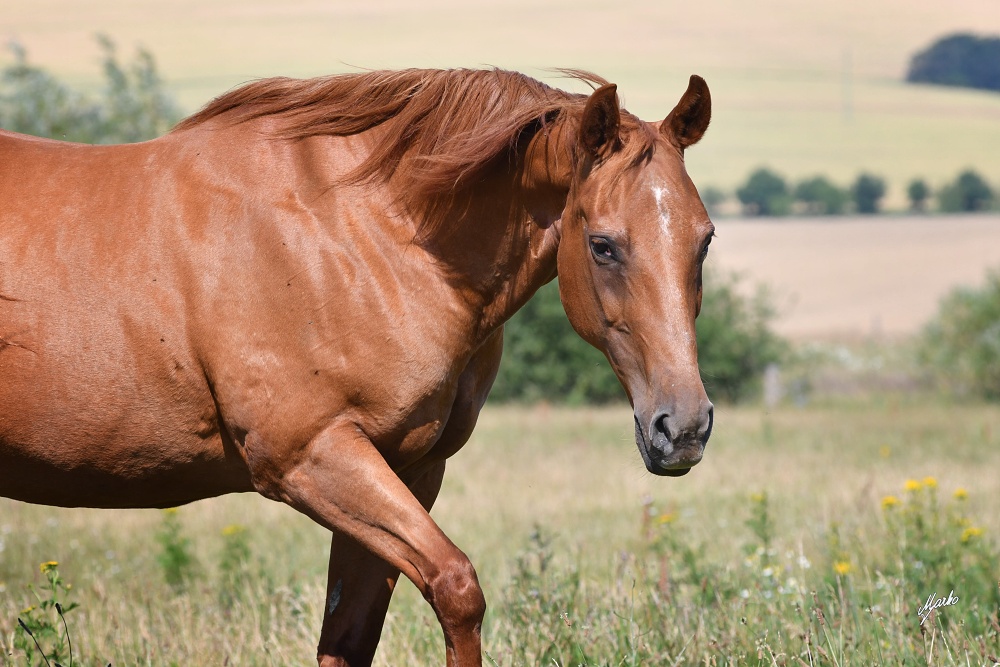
2, 398, 999, 665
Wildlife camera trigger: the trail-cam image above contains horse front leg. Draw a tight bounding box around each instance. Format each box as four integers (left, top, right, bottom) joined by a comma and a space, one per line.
277, 426, 484, 667
316, 462, 446, 667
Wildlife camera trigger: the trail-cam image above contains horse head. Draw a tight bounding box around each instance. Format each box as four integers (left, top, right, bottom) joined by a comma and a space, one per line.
524, 76, 715, 476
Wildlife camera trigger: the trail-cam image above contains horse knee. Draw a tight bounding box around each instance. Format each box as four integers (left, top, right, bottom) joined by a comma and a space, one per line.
427, 554, 486, 633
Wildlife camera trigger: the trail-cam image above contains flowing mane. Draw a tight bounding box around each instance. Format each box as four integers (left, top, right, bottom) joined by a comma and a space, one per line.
174, 69, 657, 221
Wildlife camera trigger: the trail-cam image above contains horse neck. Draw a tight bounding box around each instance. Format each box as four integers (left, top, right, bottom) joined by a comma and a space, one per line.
421, 171, 563, 339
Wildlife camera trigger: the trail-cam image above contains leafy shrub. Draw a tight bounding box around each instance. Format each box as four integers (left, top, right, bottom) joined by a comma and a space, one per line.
906, 33, 1000, 93
938, 169, 995, 212
736, 167, 791, 216
490, 281, 623, 404
850, 172, 887, 214
492, 271, 784, 404
0, 35, 180, 143
920, 268, 1000, 400
696, 272, 786, 402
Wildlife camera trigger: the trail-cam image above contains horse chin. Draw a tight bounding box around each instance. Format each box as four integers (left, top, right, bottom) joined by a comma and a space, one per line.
642, 459, 693, 477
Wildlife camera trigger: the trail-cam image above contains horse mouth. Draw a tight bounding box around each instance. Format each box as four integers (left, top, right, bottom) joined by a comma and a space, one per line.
633, 416, 703, 477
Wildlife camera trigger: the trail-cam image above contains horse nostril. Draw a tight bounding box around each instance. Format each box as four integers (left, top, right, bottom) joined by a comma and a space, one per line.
701, 404, 715, 445
652, 412, 672, 445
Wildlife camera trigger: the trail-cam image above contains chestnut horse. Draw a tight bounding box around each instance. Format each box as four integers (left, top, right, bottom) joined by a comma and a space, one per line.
0, 69, 714, 665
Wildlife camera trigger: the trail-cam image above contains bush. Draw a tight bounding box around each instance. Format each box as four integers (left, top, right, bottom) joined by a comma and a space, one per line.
793, 176, 847, 215
850, 172, 887, 214
906, 33, 1000, 93
0, 35, 180, 143
695, 272, 786, 403
920, 268, 1000, 400
938, 169, 994, 212
492, 272, 784, 404
736, 168, 790, 216
491, 281, 623, 404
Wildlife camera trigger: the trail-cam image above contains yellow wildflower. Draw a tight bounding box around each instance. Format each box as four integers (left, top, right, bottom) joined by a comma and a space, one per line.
163, 507, 179, 515
750, 492, 766, 503
953, 488, 968, 501
39, 561, 58, 573
222, 524, 246, 537
922, 476, 938, 489
21, 605, 35, 615
961, 527, 984, 543
881, 495, 900, 510
878, 446, 891, 459
833, 561, 852, 576
904, 479, 922, 492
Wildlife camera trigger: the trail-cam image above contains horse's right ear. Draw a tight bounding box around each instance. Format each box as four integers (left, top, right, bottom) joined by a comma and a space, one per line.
579, 83, 620, 159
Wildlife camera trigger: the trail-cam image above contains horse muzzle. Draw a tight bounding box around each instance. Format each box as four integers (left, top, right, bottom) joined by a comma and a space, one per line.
633, 402, 714, 477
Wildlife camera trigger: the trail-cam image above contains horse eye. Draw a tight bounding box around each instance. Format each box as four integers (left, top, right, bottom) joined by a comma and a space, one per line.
589, 237, 616, 262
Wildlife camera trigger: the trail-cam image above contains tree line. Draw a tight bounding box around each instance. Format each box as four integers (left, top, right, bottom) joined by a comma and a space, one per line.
702, 167, 997, 217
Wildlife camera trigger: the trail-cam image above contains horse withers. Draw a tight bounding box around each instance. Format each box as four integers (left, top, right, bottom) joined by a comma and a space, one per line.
0, 68, 714, 666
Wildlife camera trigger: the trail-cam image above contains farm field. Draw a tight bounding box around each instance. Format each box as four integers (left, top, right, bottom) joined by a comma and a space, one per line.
3, 0, 1000, 200
2, 401, 999, 665
708, 214, 1000, 339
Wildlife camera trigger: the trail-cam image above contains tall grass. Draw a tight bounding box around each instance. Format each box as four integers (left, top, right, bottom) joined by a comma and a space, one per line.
2, 400, 998, 665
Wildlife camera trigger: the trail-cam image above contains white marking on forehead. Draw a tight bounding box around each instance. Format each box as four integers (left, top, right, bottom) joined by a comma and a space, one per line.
652, 184, 671, 238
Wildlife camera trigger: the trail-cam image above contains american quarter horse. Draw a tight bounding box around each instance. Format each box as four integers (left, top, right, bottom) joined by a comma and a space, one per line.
0, 68, 715, 665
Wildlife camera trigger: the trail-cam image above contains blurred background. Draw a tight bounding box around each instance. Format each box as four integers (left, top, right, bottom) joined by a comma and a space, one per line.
2, 2, 1000, 665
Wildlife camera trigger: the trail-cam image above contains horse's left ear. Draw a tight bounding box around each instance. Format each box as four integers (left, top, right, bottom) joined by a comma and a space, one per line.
579, 83, 621, 159
661, 75, 711, 150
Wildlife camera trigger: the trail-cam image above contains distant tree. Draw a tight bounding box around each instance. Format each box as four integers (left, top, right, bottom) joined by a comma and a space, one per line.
699, 185, 727, 217
938, 169, 994, 212
793, 176, 847, 215
850, 173, 887, 214
0, 42, 103, 141
907, 33, 1000, 93
0, 35, 180, 143
736, 168, 790, 216
907, 178, 931, 212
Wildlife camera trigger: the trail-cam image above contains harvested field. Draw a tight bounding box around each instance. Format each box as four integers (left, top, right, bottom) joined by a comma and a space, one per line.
710, 214, 1000, 338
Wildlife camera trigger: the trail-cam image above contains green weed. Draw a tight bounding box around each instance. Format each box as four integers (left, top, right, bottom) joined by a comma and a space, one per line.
155, 508, 198, 591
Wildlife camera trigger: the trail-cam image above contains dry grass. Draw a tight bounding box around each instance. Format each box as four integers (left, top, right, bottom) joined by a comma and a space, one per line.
2, 401, 999, 664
